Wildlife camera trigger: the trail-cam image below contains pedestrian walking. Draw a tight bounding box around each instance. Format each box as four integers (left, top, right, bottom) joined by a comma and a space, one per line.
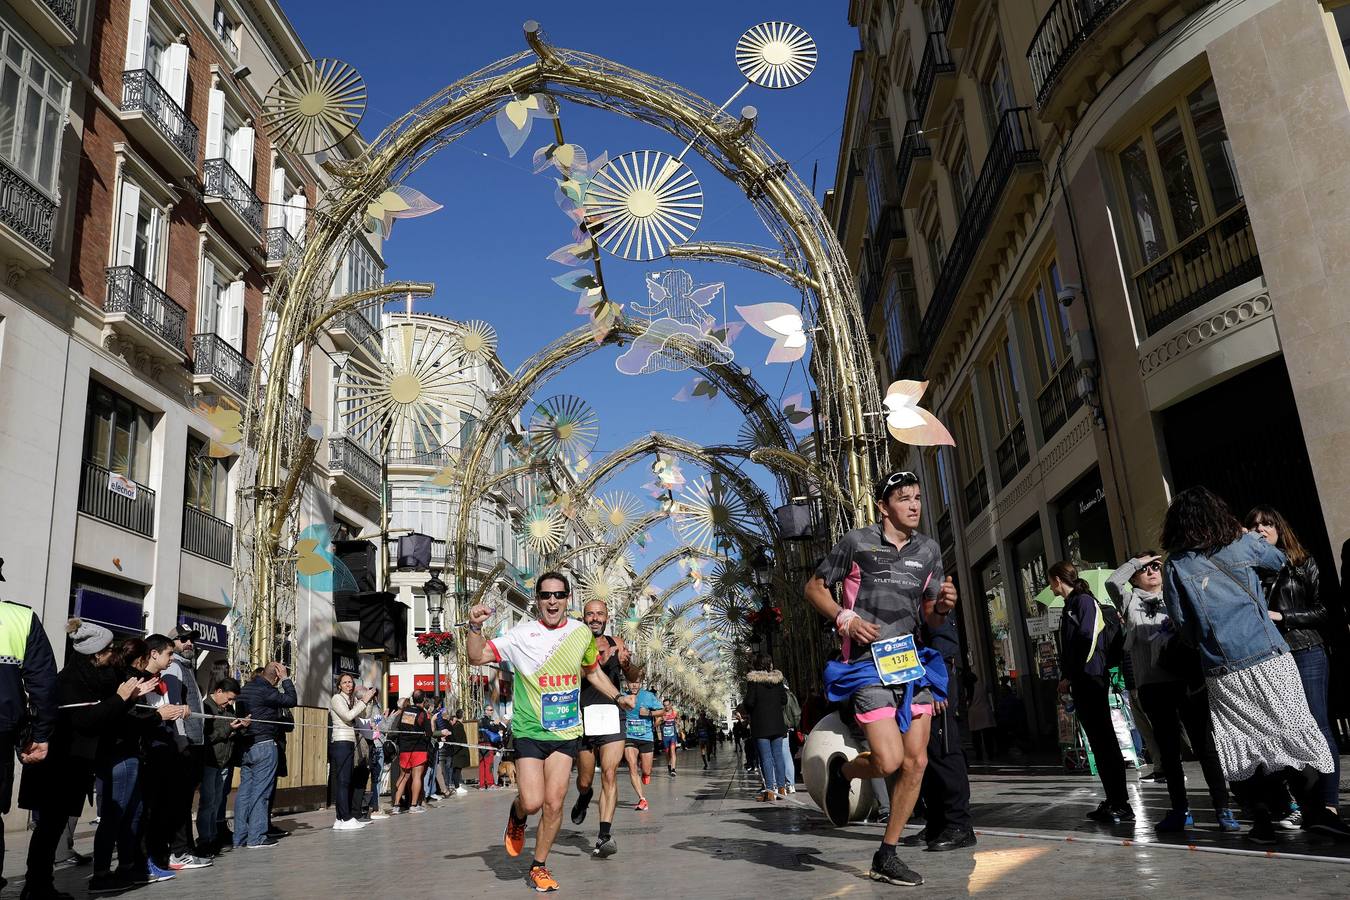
233, 662, 298, 849
1161, 487, 1347, 843
198, 678, 245, 853
743, 655, 789, 801
329, 673, 376, 829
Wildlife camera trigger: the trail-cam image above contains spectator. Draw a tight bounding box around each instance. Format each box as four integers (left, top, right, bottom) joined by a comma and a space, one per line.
234, 662, 298, 849
199, 678, 245, 854
356, 699, 388, 819
161, 625, 210, 868
329, 673, 376, 830
437, 707, 470, 795
135, 634, 195, 877
477, 709, 499, 790
1161, 487, 1347, 843
391, 689, 433, 812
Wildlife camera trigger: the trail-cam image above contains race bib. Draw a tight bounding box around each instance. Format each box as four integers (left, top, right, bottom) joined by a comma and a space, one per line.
871, 634, 924, 686
583, 704, 621, 736
541, 690, 580, 732
662, 721, 676, 737
626, 717, 646, 739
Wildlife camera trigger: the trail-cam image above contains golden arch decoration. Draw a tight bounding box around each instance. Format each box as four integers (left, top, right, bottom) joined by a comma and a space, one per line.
242, 22, 881, 670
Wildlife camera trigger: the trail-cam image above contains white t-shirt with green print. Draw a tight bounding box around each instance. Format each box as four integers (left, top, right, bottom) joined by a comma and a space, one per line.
488, 618, 598, 741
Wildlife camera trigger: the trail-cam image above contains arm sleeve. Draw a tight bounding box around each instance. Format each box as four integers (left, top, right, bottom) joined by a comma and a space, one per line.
1246, 532, 1288, 572
1105, 561, 1137, 609
277, 678, 299, 709
1282, 558, 1328, 630
21, 614, 58, 743
923, 554, 944, 602
813, 533, 856, 589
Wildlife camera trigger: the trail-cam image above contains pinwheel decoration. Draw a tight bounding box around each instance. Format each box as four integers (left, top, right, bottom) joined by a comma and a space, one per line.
580, 566, 626, 605
598, 491, 644, 539
736, 302, 808, 364
529, 394, 600, 461
584, 150, 704, 261
518, 505, 568, 555
735, 22, 818, 89
453, 320, 498, 364
883, 380, 954, 446
672, 474, 755, 551
363, 185, 442, 239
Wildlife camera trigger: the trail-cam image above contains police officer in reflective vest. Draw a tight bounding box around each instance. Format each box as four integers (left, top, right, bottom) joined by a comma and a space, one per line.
0, 559, 60, 889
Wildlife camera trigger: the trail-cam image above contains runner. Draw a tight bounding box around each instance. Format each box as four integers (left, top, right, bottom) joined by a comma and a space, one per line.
695, 713, 714, 770
570, 599, 642, 858
659, 699, 680, 776
622, 681, 662, 810
804, 470, 960, 888
465, 573, 634, 893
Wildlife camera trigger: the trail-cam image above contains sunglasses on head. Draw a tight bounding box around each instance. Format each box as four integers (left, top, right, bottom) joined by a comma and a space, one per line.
876, 471, 919, 499
537, 590, 570, 600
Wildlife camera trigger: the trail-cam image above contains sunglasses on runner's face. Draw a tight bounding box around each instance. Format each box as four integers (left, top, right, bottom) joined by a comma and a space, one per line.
876, 471, 919, 500
536, 590, 570, 600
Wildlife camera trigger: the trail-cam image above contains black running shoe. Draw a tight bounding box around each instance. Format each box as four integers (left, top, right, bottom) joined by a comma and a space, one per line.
570, 788, 592, 826
868, 850, 923, 886
592, 836, 618, 858
1112, 805, 1136, 824
1304, 809, 1350, 841
823, 753, 853, 827
1086, 801, 1115, 824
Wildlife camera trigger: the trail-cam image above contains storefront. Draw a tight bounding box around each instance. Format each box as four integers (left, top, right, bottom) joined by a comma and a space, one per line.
1054, 469, 1115, 571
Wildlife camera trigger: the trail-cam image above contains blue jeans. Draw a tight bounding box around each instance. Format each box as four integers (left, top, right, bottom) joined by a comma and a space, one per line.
1294, 645, 1340, 807
94, 755, 142, 875
779, 734, 794, 786
423, 744, 437, 796
756, 736, 787, 791
197, 766, 230, 846
234, 741, 279, 847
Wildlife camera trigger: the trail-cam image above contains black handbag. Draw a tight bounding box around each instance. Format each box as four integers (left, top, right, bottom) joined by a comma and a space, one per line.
1156, 634, 1201, 680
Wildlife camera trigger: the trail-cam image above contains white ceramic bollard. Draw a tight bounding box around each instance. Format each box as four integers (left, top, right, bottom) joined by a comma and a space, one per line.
801, 711, 875, 823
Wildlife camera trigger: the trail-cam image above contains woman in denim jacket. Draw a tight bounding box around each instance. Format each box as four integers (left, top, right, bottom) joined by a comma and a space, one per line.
1160, 487, 1341, 844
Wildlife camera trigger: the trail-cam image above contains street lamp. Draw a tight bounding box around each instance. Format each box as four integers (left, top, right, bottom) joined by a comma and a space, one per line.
749, 547, 774, 657
423, 569, 448, 702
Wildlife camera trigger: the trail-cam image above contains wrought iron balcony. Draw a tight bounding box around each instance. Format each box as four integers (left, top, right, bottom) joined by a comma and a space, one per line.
0, 158, 58, 264
104, 266, 187, 351
962, 469, 989, 521
1029, 0, 1126, 111
203, 159, 263, 244
387, 441, 454, 469
264, 226, 301, 268
192, 333, 252, 399
182, 504, 233, 565
1134, 203, 1261, 336
1036, 358, 1085, 439
328, 435, 382, 499
13, 0, 78, 46
79, 459, 155, 537
918, 108, 1039, 363
120, 70, 198, 176
895, 120, 932, 205
915, 32, 956, 125
995, 420, 1030, 488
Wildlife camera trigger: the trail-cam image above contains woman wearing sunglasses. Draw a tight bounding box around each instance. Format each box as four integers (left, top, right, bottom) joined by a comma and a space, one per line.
1107, 551, 1236, 833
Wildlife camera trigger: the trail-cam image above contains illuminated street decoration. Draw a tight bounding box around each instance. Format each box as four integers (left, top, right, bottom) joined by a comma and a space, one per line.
735, 22, 818, 89
737, 301, 808, 363
884, 380, 954, 447
672, 474, 754, 550
262, 58, 367, 155
528, 394, 600, 461
585, 150, 704, 261
615, 270, 734, 375
519, 504, 568, 554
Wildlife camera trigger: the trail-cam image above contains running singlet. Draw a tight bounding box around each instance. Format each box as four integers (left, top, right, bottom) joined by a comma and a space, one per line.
661, 711, 677, 740
580, 636, 623, 708
814, 524, 943, 661
625, 689, 661, 741
488, 618, 598, 741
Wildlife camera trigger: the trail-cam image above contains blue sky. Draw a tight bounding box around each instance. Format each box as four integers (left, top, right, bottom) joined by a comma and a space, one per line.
284, 2, 858, 603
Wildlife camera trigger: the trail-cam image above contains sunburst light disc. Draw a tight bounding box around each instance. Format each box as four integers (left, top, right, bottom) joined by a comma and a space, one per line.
262, 58, 367, 155
736, 22, 817, 89
671, 475, 754, 550
598, 491, 644, 539
584, 150, 703, 261
519, 505, 567, 555
529, 395, 599, 460
454, 320, 497, 363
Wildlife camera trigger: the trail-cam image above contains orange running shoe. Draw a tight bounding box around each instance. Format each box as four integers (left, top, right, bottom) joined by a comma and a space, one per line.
503, 807, 526, 857
642, 774, 651, 785
635, 798, 649, 811
526, 865, 559, 892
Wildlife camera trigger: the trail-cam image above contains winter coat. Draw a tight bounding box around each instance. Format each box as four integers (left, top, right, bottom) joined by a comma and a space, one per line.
743, 669, 788, 739
1259, 557, 1326, 652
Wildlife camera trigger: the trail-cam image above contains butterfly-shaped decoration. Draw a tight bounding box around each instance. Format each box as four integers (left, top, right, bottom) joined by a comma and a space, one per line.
553, 269, 601, 293
673, 377, 720, 405
883, 380, 954, 446
496, 93, 558, 157
363, 185, 442, 239
736, 302, 808, 364
573, 455, 590, 474
198, 396, 243, 458
781, 393, 815, 432
293, 523, 358, 595
533, 142, 588, 175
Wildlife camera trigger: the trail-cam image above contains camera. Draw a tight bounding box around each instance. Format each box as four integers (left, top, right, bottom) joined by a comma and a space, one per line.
1057, 283, 1082, 307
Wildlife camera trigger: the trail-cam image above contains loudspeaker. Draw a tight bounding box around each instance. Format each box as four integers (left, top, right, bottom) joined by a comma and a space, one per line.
355, 591, 408, 661
397, 532, 433, 570
775, 501, 817, 541
333, 540, 377, 592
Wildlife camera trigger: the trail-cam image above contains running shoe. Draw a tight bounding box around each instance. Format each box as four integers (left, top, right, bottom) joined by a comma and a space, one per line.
455, 786, 468, 795
1154, 809, 1193, 833
409, 805, 427, 814
244, 838, 279, 849
1085, 801, 1116, 824
1276, 806, 1303, 831
369, 810, 390, 820
592, 836, 618, 858
525, 865, 559, 893
927, 827, 977, 852
1304, 808, 1350, 840
635, 798, 649, 811
669, 767, 676, 777
823, 753, 853, 827
899, 827, 931, 848
146, 861, 177, 881
641, 774, 651, 785
503, 807, 527, 857
571, 788, 593, 825
868, 850, 923, 886
1217, 808, 1241, 832
88, 871, 133, 894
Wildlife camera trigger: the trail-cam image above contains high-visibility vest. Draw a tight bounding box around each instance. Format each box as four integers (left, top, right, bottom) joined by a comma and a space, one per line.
0, 601, 34, 665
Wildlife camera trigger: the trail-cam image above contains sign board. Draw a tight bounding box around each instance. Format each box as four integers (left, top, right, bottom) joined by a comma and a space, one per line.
387, 674, 451, 694
107, 471, 138, 500
74, 588, 144, 634
176, 613, 226, 651
1026, 615, 1054, 637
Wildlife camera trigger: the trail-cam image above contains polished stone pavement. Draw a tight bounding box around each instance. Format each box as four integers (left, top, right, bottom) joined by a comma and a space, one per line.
11, 749, 1350, 898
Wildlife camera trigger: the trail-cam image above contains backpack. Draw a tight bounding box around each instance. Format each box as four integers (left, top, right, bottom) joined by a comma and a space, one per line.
1094, 597, 1126, 670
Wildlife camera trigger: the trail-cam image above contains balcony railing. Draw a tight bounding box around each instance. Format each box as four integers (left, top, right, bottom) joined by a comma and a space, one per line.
0, 158, 57, 257
895, 120, 932, 196
265, 226, 300, 265
192, 333, 252, 398
182, 504, 233, 564
915, 32, 956, 123
203, 159, 264, 235
45, 0, 79, 31
963, 469, 989, 521
995, 420, 1030, 488
918, 108, 1039, 360
344, 309, 379, 351
121, 70, 198, 164
328, 435, 382, 497
79, 459, 155, 537
387, 441, 454, 469
1135, 203, 1261, 335
1028, 0, 1126, 109
105, 266, 187, 349
1037, 358, 1084, 439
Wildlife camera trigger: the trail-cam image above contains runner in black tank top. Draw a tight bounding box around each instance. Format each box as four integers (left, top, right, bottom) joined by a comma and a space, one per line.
571, 600, 642, 857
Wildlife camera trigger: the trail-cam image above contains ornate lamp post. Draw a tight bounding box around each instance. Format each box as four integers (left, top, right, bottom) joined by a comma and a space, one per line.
423, 570, 448, 702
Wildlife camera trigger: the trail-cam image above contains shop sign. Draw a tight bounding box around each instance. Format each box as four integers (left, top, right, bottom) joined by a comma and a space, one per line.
107, 472, 138, 500
176, 613, 226, 650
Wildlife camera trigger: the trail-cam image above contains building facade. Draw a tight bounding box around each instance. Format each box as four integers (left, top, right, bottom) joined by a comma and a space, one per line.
827, 0, 1350, 742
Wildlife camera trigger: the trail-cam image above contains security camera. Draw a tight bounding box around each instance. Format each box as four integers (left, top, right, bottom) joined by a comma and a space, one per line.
1057, 283, 1082, 308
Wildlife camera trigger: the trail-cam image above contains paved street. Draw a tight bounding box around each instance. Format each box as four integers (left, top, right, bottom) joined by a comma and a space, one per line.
11, 749, 1348, 899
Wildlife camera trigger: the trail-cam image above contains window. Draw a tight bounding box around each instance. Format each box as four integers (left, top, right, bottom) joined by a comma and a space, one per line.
926, 448, 952, 514
198, 254, 244, 349
921, 0, 943, 33
882, 263, 915, 378
0, 24, 68, 194
268, 165, 307, 240
124, 0, 188, 109
212, 2, 240, 56
981, 45, 1015, 136
950, 139, 974, 219
113, 178, 166, 283
185, 435, 228, 515
985, 333, 1022, 435
1023, 258, 1070, 386
1114, 78, 1244, 270
206, 86, 254, 184
951, 393, 980, 482
925, 225, 946, 278
84, 383, 154, 484
331, 238, 383, 299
